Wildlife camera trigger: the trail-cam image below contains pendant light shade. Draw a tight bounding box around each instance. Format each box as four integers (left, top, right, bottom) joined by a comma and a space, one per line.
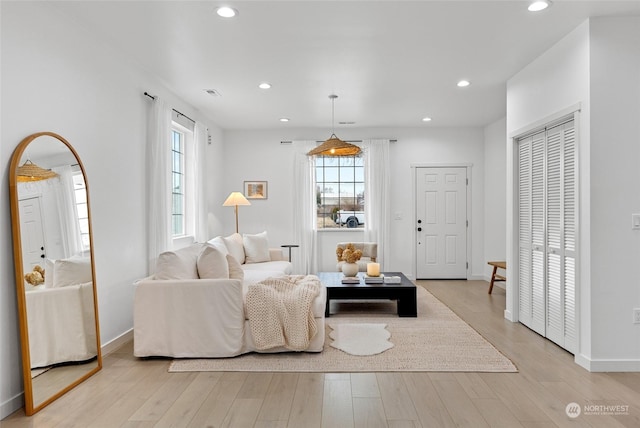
16, 160, 58, 182
307, 94, 361, 157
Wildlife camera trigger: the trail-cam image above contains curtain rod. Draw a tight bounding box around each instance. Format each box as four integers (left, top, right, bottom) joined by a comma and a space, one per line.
144, 92, 196, 124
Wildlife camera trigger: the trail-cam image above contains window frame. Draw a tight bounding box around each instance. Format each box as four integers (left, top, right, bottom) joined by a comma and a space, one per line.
315, 154, 365, 230
72, 170, 90, 252
170, 121, 195, 242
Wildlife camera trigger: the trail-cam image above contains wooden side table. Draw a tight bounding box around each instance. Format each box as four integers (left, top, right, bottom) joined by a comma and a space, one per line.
487, 261, 506, 294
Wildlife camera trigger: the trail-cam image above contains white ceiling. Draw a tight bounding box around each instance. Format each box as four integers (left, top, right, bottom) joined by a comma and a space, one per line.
51, 1, 640, 130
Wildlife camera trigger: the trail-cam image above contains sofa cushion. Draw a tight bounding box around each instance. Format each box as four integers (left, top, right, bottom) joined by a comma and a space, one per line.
227, 254, 244, 281
242, 269, 286, 284
223, 233, 245, 264
197, 245, 229, 279
207, 236, 229, 257
52, 257, 92, 287
243, 231, 270, 263
155, 243, 202, 280
44, 258, 55, 288
242, 260, 293, 275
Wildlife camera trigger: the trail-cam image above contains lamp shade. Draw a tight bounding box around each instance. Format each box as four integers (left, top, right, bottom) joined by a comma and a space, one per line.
307, 135, 362, 157
16, 160, 58, 182
223, 192, 251, 207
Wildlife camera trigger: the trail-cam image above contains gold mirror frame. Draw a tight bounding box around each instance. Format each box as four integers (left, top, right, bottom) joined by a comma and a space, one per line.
9, 132, 102, 415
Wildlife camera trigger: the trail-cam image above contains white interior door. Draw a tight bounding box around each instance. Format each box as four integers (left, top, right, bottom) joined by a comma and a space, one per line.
518, 131, 546, 336
19, 197, 46, 273
517, 118, 577, 354
416, 167, 467, 279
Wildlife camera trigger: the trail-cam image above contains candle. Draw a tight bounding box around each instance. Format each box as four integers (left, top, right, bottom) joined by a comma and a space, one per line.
367, 262, 380, 277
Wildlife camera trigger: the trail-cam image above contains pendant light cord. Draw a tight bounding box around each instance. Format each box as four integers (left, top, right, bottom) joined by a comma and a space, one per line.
329, 94, 338, 136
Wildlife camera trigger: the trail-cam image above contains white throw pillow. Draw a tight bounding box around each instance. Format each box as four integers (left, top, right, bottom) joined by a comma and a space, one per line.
53, 257, 92, 288
155, 243, 202, 280
243, 231, 270, 263
227, 254, 244, 281
223, 233, 245, 264
197, 244, 229, 279
207, 236, 229, 257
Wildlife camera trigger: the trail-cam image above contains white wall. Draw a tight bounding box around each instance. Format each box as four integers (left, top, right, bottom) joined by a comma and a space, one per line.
506, 17, 640, 371
506, 19, 591, 358
0, 2, 223, 417
222, 127, 486, 278
483, 117, 507, 283
588, 16, 640, 368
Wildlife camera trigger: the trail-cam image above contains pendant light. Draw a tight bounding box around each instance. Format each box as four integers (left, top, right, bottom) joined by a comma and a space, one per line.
307, 94, 361, 157
16, 160, 58, 182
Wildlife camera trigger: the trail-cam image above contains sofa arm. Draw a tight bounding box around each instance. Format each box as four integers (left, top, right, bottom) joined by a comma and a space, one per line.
269, 248, 285, 261
134, 278, 245, 358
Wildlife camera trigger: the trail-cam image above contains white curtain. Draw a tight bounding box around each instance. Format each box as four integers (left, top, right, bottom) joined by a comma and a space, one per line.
293, 141, 318, 274
146, 96, 173, 273
193, 122, 209, 242
51, 166, 83, 258
363, 139, 390, 269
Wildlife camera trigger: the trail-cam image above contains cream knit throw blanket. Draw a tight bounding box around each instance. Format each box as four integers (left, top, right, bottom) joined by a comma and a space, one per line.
246, 275, 321, 351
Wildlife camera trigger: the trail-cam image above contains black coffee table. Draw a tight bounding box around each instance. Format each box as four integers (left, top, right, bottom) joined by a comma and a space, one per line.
318, 271, 417, 317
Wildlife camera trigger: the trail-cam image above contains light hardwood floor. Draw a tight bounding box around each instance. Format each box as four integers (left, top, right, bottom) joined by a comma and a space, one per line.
4, 280, 640, 427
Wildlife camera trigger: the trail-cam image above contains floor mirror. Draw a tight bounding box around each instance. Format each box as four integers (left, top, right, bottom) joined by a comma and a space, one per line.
9, 131, 102, 416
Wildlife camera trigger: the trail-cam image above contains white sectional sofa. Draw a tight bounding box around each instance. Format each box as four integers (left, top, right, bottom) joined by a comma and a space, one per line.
133, 232, 326, 358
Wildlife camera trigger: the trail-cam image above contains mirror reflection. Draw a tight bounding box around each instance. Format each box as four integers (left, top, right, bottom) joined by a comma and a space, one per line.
10, 132, 101, 415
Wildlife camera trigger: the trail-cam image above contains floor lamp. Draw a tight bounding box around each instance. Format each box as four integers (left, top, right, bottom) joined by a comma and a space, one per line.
223, 192, 251, 233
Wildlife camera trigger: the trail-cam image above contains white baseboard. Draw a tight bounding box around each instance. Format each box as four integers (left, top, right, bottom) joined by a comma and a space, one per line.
1, 392, 23, 420
504, 309, 517, 322
101, 328, 133, 356
575, 354, 640, 372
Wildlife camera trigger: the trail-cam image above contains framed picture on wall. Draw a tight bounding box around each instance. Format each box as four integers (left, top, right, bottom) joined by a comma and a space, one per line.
244, 181, 268, 199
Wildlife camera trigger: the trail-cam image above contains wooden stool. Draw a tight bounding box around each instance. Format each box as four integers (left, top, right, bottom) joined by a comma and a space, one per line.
487, 261, 506, 294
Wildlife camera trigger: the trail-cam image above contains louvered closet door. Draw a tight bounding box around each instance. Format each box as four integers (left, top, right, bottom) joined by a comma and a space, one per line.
545, 121, 577, 353
518, 131, 546, 336
517, 119, 577, 354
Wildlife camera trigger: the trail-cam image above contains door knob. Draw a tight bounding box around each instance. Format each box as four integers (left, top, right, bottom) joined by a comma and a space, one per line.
40, 254, 45, 258
417, 219, 422, 224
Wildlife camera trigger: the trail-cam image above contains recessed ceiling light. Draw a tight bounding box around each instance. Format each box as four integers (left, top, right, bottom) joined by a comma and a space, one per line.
216, 6, 238, 18
457, 80, 471, 88
338, 121, 356, 125
528, 1, 551, 12
258, 82, 272, 89
422, 117, 432, 122
279, 118, 290, 122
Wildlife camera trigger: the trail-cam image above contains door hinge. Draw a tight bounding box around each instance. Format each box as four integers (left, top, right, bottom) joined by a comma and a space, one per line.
466, 178, 469, 185
466, 262, 469, 269
466, 220, 469, 227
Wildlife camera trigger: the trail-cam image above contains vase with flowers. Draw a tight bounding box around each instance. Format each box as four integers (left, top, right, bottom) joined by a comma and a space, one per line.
337, 243, 363, 277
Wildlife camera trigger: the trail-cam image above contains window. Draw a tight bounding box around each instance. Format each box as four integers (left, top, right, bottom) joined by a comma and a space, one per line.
72, 172, 90, 251
171, 128, 186, 236
315, 155, 365, 229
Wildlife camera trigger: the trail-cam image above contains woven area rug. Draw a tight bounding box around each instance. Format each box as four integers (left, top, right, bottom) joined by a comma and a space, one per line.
169, 286, 517, 373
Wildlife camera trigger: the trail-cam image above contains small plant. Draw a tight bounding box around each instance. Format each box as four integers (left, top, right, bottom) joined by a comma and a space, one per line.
336, 243, 363, 264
